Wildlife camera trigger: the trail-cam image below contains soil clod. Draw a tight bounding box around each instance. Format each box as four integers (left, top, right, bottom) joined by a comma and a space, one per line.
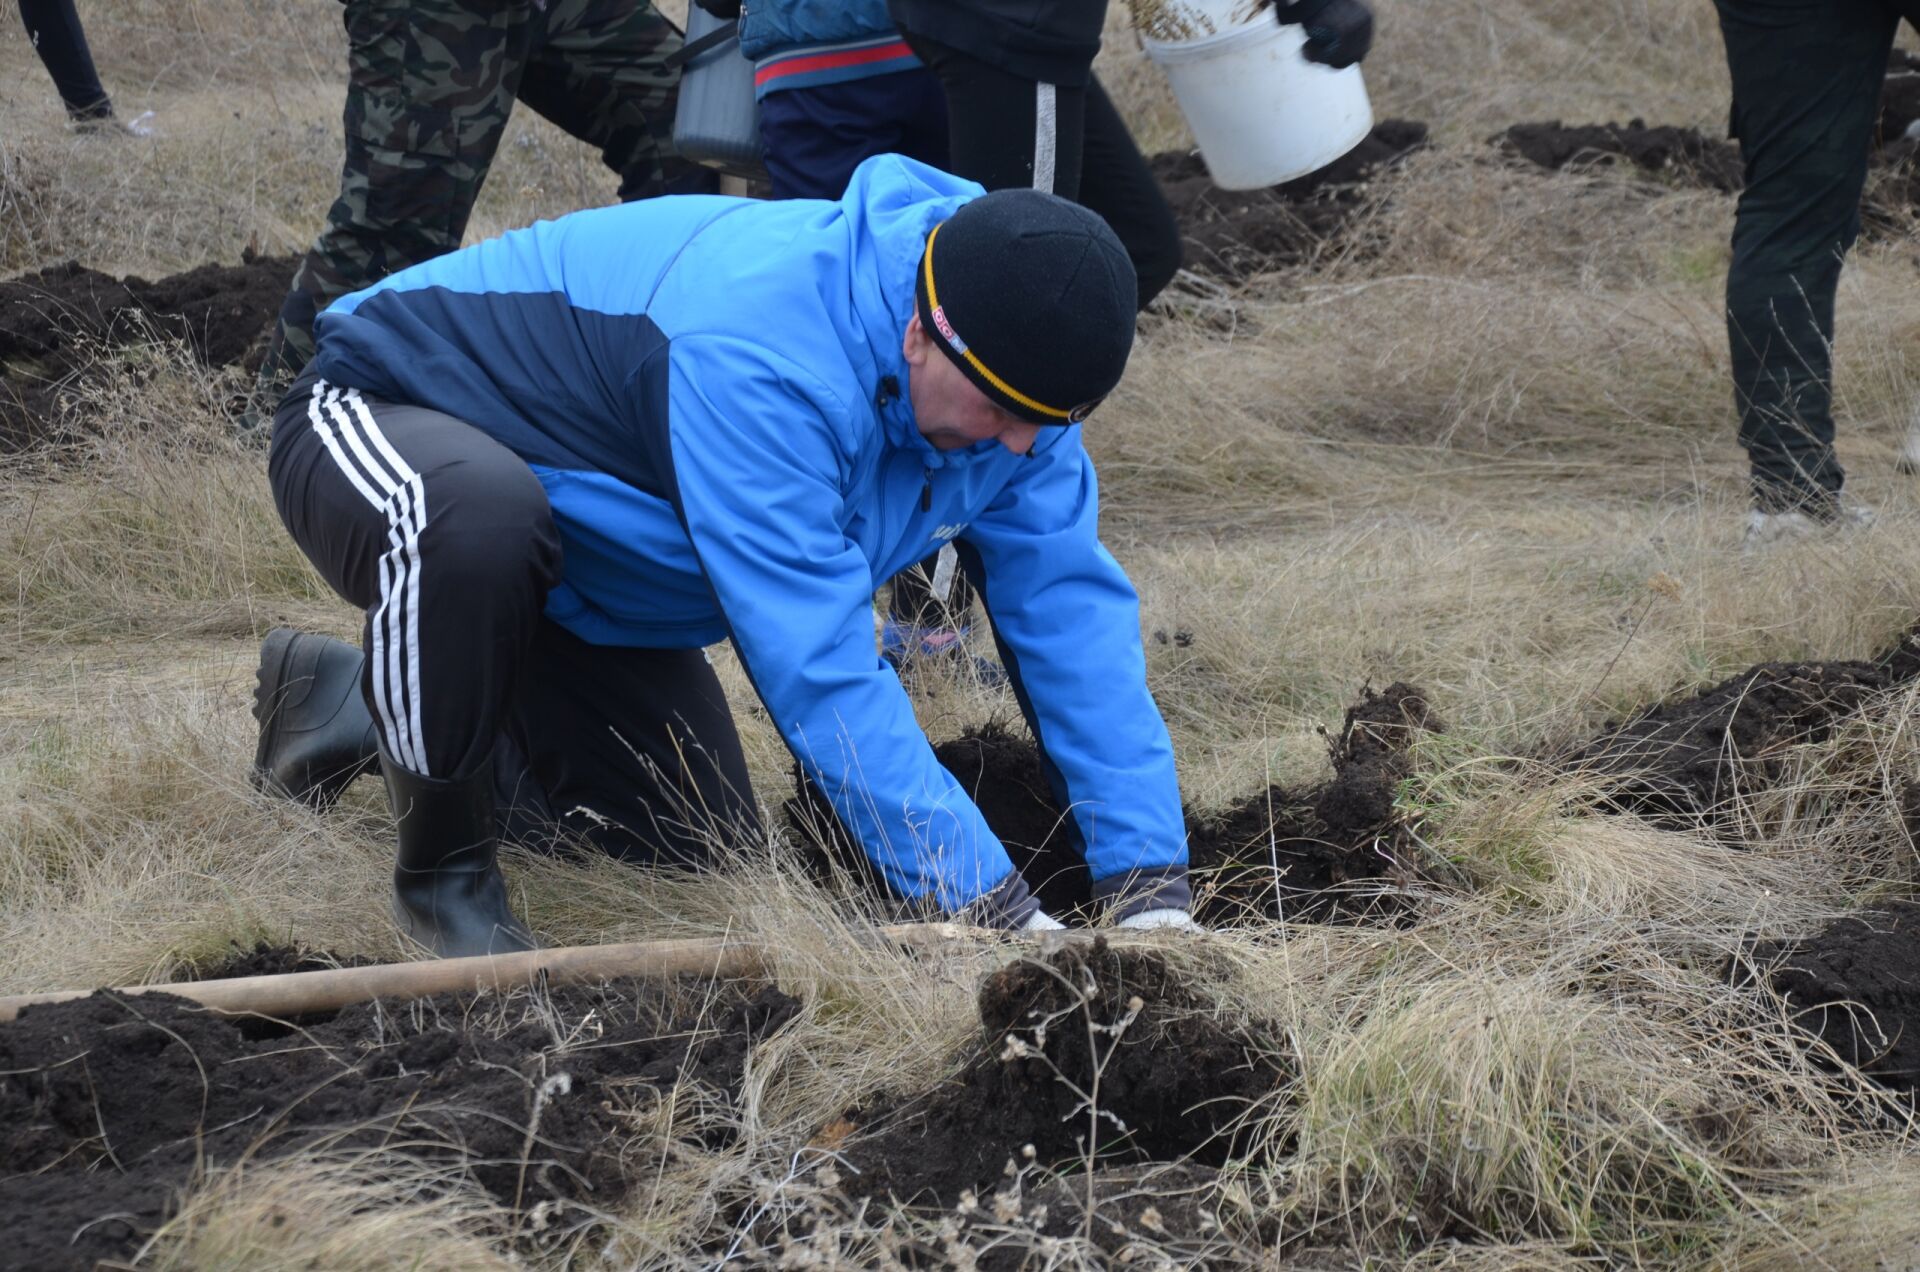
1744, 902, 1920, 1093
1189, 682, 1439, 925
829, 939, 1283, 1211
788, 683, 1442, 926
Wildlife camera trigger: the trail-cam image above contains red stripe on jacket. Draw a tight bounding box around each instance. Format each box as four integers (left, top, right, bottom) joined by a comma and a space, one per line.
754, 39, 916, 87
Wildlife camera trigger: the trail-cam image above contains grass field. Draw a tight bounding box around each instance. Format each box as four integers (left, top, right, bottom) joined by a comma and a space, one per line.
7, 0, 1920, 1266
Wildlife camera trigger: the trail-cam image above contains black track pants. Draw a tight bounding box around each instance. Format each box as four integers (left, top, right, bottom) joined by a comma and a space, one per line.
1716, 0, 1903, 511
20, 0, 111, 119
901, 33, 1183, 309
268, 372, 762, 864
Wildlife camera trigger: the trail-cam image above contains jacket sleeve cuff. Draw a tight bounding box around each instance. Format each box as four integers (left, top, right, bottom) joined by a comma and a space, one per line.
962, 870, 1040, 930
1092, 865, 1193, 922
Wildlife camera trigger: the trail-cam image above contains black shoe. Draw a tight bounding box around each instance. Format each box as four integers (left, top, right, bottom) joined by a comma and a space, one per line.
251, 628, 380, 808
385, 753, 537, 959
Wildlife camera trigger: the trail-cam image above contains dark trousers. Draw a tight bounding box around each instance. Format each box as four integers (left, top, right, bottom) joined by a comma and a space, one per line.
267, 373, 762, 864
21, 0, 111, 119
757, 70, 950, 200
903, 33, 1183, 310
1717, 0, 1904, 511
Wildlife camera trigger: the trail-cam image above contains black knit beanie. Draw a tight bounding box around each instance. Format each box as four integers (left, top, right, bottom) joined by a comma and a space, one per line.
914, 189, 1137, 425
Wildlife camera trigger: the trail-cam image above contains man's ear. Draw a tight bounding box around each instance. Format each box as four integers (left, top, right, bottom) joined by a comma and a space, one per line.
902, 313, 930, 366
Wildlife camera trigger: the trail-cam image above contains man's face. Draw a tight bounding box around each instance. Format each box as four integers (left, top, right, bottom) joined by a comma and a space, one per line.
902, 314, 1045, 455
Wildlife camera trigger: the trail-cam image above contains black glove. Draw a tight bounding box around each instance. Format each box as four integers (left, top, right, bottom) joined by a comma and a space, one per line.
693, 0, 741, 18
1276, 0, 1373, 70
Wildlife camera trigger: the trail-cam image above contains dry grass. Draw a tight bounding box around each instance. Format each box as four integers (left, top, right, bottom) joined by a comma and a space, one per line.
9, 0, 1920, 1266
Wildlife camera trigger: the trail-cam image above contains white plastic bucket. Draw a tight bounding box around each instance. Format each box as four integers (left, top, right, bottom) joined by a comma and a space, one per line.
1143, 16, 1373, 191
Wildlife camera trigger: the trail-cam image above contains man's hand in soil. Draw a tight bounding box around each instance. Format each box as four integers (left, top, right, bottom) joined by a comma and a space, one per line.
1277, 0, 1373, 70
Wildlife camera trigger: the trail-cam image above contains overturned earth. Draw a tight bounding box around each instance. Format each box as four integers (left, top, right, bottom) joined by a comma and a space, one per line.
0, 967, 798, 1270
0, 251, 293, 450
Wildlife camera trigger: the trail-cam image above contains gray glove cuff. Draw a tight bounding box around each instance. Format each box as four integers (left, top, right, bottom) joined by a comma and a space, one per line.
965, 870, 1041, 929
1092, 864, 1192, 922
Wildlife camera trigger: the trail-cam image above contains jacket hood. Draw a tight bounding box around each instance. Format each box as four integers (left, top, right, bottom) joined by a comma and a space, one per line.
834, 155, 997, 469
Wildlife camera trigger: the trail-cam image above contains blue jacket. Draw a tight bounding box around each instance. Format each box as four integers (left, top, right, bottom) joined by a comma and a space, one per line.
738, 0, 921, 99
311, 154, 1188, 919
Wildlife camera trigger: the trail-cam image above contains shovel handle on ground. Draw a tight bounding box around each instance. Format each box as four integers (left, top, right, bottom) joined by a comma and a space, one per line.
0, 922, 994, 1024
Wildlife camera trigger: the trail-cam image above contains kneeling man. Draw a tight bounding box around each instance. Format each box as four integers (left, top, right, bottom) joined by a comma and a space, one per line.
253, 155, 1192, 955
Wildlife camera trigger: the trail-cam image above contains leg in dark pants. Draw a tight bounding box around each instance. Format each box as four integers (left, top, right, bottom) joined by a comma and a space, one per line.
503, 624, 761, 865
20, 0, 112, 120
1716, 0, 1900, 512
516, 0, 714, 201
1078, 78, 1184, 307
267, 375, 761, 862
269, 374, 559, 953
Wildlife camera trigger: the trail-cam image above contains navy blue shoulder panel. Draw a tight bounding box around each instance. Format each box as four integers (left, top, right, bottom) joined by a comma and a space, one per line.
310, 287, 676, 500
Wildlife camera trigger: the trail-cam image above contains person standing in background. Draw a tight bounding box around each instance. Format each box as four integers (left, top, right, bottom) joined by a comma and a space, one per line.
20, 0, 152, 135
1715, 0, 1915, 546
254, 0, 713, 397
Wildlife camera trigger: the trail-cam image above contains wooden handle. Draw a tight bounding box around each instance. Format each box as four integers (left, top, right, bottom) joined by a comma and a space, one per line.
0, 922, 987, 1024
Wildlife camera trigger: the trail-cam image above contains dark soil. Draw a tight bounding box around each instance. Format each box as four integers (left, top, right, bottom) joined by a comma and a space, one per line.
830, 940, 1284, 1213
0, 250, 291, 450
786, 683, 1442, 926
182, 940, 383, 980
1190, 682, 1438, 925
0, 973, 798, 1271
1565, 661, 1893, 830
1493, 61, 1920, 222
999, 1163, 1233, 1263
784, 721, 1098, 919
1744, 901, 1920, 1093
1493, 119, 1743, 193
1151, 119, 1429, 281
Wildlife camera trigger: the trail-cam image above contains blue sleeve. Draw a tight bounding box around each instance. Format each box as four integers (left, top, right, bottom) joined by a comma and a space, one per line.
958, 436, 1190, 913
662, 334, 1019, 911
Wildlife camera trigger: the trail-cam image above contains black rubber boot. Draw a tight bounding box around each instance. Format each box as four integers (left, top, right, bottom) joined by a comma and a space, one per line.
251, 628, 380, 808
385, 753, 537, 958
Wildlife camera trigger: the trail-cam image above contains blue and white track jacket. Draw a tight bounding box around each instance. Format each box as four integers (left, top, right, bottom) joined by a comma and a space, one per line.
310, 154, 1189, 918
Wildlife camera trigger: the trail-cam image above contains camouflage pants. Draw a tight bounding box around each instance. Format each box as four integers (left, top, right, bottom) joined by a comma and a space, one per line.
260, 0, 711, 386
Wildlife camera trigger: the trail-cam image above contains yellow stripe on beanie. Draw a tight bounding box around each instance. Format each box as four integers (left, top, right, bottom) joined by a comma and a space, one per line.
922, 223, 1074, 421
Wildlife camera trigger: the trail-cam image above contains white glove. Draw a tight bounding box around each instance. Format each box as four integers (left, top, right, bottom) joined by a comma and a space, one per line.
1022, 909, 1067, 932
1117, 907, 1201, 932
